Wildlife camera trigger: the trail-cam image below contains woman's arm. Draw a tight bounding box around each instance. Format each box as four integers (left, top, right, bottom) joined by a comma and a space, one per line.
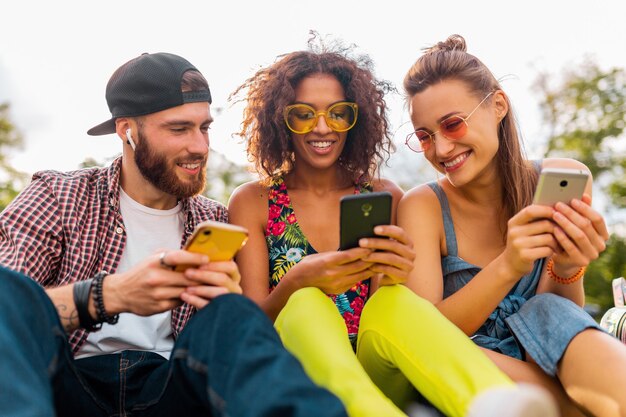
228, 181, 373, 321
398, 184, 555, 336
397, 185, 447, 303
228, 182, 275, 312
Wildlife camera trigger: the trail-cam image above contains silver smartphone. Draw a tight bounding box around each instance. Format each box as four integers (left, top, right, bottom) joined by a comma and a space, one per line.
533, 168, 590, 206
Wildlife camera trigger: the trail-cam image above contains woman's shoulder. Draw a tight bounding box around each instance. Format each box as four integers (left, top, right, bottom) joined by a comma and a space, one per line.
370, 177, 404, 200
403, 182, 437, 201
396, 181, 445, 250
228, 180, 268, 209
400, 181, 442, 209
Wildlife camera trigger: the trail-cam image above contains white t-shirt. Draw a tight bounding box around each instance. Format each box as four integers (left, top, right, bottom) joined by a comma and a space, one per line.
76, 188, 184, 359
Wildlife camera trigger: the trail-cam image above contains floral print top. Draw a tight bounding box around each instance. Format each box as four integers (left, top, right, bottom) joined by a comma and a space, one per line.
266, 177, 372, 348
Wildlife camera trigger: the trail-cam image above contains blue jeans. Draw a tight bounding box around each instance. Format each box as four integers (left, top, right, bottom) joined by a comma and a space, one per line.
0, 266, 347, 417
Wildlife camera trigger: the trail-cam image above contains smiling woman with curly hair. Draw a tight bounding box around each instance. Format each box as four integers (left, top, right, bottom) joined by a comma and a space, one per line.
231, 34, 394, 183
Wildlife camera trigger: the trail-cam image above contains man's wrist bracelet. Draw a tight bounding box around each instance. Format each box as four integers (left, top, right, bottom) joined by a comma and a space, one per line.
91, 272, 120, 325
72, 278, 101, 332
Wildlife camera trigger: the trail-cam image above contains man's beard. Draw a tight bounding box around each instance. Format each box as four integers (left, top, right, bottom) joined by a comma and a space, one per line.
134, 130, 207, 198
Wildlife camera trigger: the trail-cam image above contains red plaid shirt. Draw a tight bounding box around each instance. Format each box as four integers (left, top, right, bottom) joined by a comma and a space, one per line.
0, 157, 227, 353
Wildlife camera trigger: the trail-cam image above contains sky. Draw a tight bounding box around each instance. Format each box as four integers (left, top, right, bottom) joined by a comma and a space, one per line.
1, 0, 625, 199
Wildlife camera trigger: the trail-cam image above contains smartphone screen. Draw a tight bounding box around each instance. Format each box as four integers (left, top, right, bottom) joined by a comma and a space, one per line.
533, 168, 589, 206
339, 192, 392, 250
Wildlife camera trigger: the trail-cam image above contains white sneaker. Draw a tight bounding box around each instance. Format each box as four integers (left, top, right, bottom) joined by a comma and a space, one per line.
405, 403, 442, 417
466, 384, 559, 417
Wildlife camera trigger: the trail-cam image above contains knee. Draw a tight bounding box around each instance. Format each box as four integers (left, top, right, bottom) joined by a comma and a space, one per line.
282, 287, 336, 321
0, 266, 43, 293
0, 267, 65, 347
277, 287, 336, 330
0, 266, 53, 315
194, 293, 266, 325
361, 285, 438, 331
290, 286, 324, 301
180, 294, 277, 347
520, 292, 596, 337
365, 285, 434, 315
521, 293, 576, 316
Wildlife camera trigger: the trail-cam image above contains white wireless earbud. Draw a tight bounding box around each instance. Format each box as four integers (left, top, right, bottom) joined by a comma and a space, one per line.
125, 129, 136, 151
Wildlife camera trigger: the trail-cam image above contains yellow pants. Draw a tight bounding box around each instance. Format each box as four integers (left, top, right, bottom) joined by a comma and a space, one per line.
274, 285, 513, 417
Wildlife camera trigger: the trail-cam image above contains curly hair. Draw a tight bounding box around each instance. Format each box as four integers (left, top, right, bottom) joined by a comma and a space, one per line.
403, 34, 538, 225
231, 33, 395, 182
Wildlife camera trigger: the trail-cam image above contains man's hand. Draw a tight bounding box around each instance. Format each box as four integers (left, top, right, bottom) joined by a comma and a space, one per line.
48, 250, 243, 332
105, 249, 212, 316
179, 260, 243, 309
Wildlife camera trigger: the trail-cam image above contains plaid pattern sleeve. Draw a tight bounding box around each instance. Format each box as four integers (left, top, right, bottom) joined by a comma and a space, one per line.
0, 162, 126, 352
0, 177, 65, 285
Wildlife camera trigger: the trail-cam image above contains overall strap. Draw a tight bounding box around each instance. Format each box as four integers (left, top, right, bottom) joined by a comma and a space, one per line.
427, 181, 459, 257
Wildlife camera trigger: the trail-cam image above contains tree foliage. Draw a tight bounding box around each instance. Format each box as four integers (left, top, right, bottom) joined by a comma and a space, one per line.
534, 59, 626, 208
204, 150, 254, 205
534, 59, 626, 315
0, 103, 27, 211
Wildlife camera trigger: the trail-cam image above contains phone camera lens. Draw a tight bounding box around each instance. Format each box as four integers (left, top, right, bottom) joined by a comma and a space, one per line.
361, 203, 372, 217
559, 180, 568, 187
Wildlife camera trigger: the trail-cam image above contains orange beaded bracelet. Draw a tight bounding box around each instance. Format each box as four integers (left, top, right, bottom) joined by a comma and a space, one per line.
546, 258, 586, 285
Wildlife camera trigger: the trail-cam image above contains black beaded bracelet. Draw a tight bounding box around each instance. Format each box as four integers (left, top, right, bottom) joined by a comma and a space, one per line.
72, 278, 101, 332
91, 272, 119, 325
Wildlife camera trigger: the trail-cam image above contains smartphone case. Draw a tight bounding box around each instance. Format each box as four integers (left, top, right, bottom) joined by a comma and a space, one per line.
339, 191, 392, 250
176, 221, 248, 271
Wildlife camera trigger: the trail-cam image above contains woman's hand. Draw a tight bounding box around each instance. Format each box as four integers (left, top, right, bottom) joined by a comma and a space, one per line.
501, 205, 560, 278
358, 225, 415, 286
549, 194, 609, 277
288, 248, 374, 295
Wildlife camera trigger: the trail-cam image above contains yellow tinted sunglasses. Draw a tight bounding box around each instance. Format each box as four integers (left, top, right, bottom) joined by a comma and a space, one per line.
284, 102, 358, 134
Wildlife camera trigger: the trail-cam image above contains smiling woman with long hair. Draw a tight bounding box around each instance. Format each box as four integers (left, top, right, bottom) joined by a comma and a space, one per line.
399, 34, 626, 417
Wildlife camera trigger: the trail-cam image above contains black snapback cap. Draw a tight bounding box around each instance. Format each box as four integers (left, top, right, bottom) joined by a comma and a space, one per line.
87, 52, 212, 136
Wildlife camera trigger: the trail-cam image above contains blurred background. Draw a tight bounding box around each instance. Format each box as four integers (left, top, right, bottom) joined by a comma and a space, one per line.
1, 0, 624, 316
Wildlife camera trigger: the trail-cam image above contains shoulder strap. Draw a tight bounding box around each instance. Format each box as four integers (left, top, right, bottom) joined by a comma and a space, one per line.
356, 181, 374, 194
267, 176, 287, 206
268, 176, 284, 192
426, 181, 459, 257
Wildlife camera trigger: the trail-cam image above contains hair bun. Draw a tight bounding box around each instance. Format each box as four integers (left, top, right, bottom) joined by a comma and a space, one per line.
425, 34, 467, 53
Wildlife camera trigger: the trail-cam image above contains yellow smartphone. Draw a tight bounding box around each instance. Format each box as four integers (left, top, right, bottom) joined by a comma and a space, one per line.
175, 220, 249, 272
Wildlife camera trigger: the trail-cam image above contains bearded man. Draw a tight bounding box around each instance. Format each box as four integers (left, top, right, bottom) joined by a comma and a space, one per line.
0, 52, 347, 417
